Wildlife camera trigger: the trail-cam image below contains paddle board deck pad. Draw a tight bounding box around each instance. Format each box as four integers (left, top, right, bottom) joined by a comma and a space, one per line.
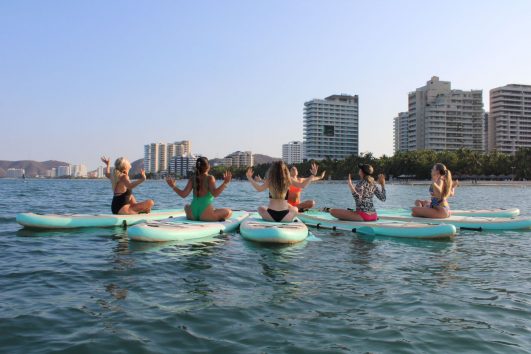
16, 209, 186, 229
240, 214, 309, 244
379, 208, 520, 218
128, 211, 249, 242
299, 212, 457, 239
378, 214, 531, 231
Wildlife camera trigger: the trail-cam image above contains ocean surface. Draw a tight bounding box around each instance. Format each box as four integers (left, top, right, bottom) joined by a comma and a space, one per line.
0, 179, 530, 354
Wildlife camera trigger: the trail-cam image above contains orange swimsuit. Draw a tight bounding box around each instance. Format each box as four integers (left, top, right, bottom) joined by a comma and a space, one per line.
288, 185, 301, 206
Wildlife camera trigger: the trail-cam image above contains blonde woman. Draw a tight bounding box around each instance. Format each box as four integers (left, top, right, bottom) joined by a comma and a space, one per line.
246, 161, 319, 222
101, 156, 154, 215
329, 164, 386, 222
412, 163, 452, 219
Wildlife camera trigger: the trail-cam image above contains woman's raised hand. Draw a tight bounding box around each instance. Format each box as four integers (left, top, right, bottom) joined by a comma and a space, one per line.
223, 171, 232, 184
309, 162, 318, 176
165, 177, 176, 188
100, 156, 110, 165
320, 171, 326, 179
246, 167, 254, 180
140, 169, 146, 181
378, 174, 386, 186
348, 173, 353, 185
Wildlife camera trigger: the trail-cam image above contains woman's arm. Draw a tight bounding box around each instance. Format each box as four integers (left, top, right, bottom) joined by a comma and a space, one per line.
100, 156, 111, 179
121, 169, 146, 190
246, 168, 269, 192
431, 179, 444, 195
210, 171, 231, 197
290, 162, 319, 188
166, 177, 193, 198
347, 173, 357, 194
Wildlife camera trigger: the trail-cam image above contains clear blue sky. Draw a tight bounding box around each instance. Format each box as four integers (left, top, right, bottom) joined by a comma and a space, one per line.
1, 0, 531, 169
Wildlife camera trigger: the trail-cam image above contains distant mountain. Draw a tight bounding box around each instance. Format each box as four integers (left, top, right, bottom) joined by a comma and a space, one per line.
130, 158, 144, 176
0, 160, 69, 177
253, 154, 281, 165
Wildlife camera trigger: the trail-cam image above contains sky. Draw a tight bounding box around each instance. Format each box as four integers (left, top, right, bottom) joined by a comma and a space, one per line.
1, 0, 531, 169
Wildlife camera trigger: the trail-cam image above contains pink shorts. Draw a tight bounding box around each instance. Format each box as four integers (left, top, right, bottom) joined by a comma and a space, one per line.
356, 210, 378, 222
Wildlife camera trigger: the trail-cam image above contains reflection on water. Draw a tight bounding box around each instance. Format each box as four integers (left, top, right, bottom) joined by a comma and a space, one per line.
1, 179, 531, 353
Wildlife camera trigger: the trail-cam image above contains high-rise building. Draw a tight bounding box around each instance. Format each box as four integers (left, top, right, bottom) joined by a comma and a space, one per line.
393, 112, 409, 153
406, 76, 484, 151
222, 151, 254, 168
282, 141, 304, 164
169, 154, 197, 177
71, 164, 88, 178
57, 165, 71, 177
488, 84, 531, 154
6, 168, 25, 178
96, 166, 105, 178
303, 94, 359, 160
144, 141, 192, 174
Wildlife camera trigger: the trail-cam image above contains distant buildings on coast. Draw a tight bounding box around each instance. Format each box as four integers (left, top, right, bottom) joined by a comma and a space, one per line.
6, 168, 25, 178
393, 77, 531, 155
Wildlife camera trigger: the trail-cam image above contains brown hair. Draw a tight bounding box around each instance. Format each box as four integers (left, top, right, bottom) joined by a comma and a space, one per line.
434, 163, 453, 199
267, 161, 291, 199
194, 157, 209, 194
358, 164, 375, 185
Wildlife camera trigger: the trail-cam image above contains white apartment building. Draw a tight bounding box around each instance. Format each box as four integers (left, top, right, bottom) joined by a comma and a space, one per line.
71, 164, 88, 178
303, 94, 359, 160
57, 165, 71, 177
393, 112, 409, 153
144, 140, 192, 174
222, 151, 254, 168
282, 141, 304, 164
406, 76, 484, 151
96, 166, 105, 178
46, 168, 57, 178
488, 84, 531, 154
169, 154, 197, 177
6, 168, 25, 178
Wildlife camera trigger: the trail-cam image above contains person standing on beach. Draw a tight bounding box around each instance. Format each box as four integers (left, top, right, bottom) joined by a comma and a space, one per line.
101, 156, 155, 215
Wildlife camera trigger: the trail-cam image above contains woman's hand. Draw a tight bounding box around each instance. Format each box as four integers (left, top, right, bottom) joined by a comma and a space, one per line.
223, 171, 232, 184
309, 162, 318, 177
378, 174, 386, 186
166, 177, 176, 188
348, 173, 353, 186
100, 156, 110, 166
140, 169, 146, 181
320, 171, 326, 180
246, 167, 254, 180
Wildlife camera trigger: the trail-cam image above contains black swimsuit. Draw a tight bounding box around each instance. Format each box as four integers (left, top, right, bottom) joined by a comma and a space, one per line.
267, 190, 290, 222
111, 189, 132, 214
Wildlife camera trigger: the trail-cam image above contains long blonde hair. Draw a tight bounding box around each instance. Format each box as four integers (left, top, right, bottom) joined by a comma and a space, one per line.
267, 161, 291, 199
434, 163, 453, 199
112, 157, 130, 191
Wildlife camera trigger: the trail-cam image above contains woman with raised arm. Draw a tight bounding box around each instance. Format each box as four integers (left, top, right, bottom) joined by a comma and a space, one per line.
246, 161, 319, 222
165, 157, 233, 221
101, 156, 154, 215
288, 166, 326, 212
329, 163, 386, 222
412, 163, 453, 219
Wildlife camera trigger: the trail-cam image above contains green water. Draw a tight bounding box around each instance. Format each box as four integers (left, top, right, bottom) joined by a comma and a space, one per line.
0, 179, 530, 353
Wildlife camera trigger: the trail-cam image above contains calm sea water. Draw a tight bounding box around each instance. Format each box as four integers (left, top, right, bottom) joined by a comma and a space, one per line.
1, 179, 530, 354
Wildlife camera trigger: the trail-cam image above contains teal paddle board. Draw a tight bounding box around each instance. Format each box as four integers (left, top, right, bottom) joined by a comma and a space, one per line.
16, 209, 186, 229
299, 211, 457, 239
240, 213, 308, 244
128, 211, 249, 242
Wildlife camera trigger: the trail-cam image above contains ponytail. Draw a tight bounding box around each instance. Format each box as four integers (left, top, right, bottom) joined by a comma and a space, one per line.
434, 163, 452, 199
363, 175, 375, 185
194, 157, 209, 194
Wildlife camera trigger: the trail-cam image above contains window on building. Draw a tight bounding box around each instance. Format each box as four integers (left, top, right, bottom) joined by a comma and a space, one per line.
323, 125, 335, 136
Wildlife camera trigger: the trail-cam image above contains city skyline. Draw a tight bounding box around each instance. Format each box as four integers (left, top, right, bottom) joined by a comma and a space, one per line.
2, 1, 531, 169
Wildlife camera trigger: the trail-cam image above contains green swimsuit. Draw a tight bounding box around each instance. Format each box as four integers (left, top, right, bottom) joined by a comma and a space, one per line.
190, 175, 214, 220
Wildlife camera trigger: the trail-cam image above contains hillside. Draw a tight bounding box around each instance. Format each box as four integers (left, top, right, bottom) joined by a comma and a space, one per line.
253, 154, 281, 165
130, 158, 144, 176
0, 160, 70, 177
